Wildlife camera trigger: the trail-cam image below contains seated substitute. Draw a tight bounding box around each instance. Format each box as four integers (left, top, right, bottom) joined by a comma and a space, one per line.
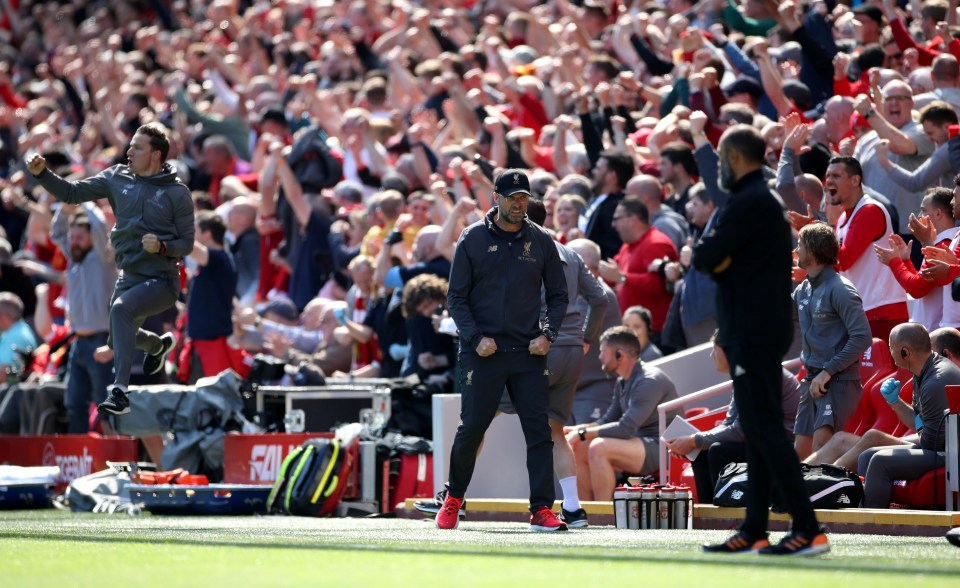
564, 326, 679, 501
666, 331, 800, 504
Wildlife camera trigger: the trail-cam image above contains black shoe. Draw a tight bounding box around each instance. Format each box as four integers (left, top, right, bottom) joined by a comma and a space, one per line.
414, 487, 466, 519
945, 527, 960, 548
559, 507, 589, 529
703, 532, 770, 554
98, 386, 130, 416
143, 333, 175, 376
758, 528, 830, 556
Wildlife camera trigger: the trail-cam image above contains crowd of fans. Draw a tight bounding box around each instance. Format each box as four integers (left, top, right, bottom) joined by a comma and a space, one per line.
1, 0, 960, 508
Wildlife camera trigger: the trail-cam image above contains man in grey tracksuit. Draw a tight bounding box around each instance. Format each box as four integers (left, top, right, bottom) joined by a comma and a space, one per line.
26, 123, 194, 416
538, 236, 607, 527
793, 223, 872, 460
858, 322, 960, 507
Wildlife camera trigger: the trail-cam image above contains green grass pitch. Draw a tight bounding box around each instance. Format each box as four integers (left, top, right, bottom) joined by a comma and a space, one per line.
1, 510, 958, 587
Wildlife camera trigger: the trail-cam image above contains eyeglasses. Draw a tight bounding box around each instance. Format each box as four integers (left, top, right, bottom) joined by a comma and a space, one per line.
883, 95, 913, 102
612, 215, 630, 222
886, 52, 904, 60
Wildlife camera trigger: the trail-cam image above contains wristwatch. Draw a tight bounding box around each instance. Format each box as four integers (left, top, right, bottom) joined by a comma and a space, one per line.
618, 273, 627, 285
541, 328, 557, 343
864, 107, 876, 120
578, 427, 587, 442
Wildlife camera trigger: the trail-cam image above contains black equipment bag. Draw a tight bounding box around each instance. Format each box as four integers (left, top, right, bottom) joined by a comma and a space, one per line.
772, 463, 864, 511
713, 462, 864, 509
713, 462, 749, 507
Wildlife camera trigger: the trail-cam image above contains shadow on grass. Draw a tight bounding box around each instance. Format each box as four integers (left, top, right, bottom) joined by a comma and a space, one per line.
2, 530, 957, 577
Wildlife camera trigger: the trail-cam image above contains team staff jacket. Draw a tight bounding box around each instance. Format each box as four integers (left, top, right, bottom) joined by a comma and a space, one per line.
448, 207, 567, 353
793, 266, 871, 381
34, 163, 194, 281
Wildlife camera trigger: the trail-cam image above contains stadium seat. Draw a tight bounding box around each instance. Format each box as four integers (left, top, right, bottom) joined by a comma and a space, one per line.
891, 467, 946, 508
843, 340, 899, 434
851, 369, 913, 437
859, 338, 896, 388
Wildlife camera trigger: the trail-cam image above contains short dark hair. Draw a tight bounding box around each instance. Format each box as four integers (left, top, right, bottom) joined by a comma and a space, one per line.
135, 123, 171, 160
618, 197, 650, 224
856, 43, 885, 72
918, 101, 959, 127
526, 198, 547, 226
689, 182, 713, 205
587, 54, 620, 80
599, 151, 636, 190
600, 325, 642, 357
402, 273, 448, 319
828, 156, 864, 184
798, 222, 839, 266
660, 142, 698, 177
624, 305, 653, 333
196, 210, 227, 245
922, 1, 949, 23
926, 187, 955, 217
719, 125, 766, 165
931, 327, 960, 358
192, 191, 215, 211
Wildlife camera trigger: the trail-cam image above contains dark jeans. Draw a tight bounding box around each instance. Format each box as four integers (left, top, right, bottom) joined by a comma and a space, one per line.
65, 332, 114, 433
724, 344, 819, 537
109, 273, 178, 387
691, 440, 747, 505
447, 350, 554, 510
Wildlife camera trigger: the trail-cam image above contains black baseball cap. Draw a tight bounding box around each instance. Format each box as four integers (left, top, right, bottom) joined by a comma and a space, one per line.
493, 168, 532, 197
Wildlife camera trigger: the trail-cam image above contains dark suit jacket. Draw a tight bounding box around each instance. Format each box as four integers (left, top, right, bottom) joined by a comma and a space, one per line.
585, 192, 624, 260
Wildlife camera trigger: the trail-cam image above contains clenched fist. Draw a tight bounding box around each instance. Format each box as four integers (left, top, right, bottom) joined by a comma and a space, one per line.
142, 233, 161, 254
25, 153, 46, 176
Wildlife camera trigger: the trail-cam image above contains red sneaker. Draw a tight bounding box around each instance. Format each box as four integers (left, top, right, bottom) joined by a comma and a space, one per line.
530, 506, 568, 532
435, 494, 465, 530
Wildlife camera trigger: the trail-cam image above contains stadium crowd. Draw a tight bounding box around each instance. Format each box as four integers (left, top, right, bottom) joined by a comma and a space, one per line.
1, 0, 959, 516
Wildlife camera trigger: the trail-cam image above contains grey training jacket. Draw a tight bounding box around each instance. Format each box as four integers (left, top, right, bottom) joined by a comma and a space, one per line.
793, 266, 872, 380
35, 164, 194, 280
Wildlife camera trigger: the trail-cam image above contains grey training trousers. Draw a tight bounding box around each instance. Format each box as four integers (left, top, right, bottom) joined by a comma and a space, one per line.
858, 443, 945, 508
108, 272, 179, 387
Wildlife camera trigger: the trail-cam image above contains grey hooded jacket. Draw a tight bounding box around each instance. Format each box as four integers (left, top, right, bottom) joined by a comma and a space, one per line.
35, 163, 194, 280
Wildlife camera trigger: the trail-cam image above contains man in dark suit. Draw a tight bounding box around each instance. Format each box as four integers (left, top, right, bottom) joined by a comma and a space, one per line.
583, 151, 633, 260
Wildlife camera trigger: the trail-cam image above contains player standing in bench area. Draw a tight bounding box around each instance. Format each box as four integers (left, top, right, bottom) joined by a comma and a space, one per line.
26, 123, 193, 416
793, 223, 872, 461
694, 125, 828, 556
438, 169, 568, 532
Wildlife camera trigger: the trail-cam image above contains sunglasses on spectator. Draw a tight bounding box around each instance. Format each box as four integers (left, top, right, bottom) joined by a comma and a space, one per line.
883, 94, 912, 102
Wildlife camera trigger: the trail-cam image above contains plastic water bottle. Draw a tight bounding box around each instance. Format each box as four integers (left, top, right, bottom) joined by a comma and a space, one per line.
640, 486, 658, 529
674, 486, 691, 529
658, 486, 676, 529
626, 486, 643, 529
613, 485, 630, 529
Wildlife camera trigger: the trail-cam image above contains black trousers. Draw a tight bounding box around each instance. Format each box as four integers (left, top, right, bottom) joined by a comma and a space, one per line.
691, 440, 747, 505
447, 350, 554, 510
723, 344, 819, 537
